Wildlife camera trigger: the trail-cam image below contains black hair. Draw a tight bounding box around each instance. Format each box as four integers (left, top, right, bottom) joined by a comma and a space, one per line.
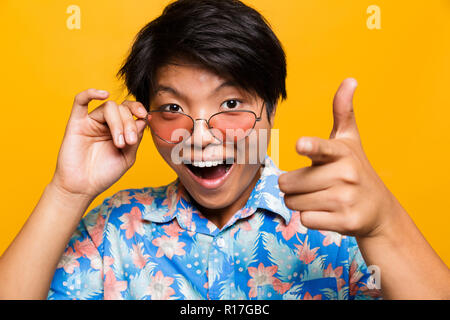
117, 0, 287, 120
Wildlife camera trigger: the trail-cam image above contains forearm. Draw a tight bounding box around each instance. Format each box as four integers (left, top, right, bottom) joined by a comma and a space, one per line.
0, 182, 94, 299
356, 200, 450, 299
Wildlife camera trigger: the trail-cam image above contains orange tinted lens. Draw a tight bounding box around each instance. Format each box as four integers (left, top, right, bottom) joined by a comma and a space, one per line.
148, 111, 193, 143
209, 111, 256, 142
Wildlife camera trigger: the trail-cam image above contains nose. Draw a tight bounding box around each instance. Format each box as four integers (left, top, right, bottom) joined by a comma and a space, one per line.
188, 119, 219, 149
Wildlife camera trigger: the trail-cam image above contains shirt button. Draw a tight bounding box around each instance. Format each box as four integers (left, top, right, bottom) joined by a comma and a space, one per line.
217, 237, 225, 248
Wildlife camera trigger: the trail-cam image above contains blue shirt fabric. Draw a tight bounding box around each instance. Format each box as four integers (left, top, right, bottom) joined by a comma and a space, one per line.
48, 156, 382, 300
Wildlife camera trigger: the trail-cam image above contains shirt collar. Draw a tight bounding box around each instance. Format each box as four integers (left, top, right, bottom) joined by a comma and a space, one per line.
140, 155, 292, 231
244, 156, 292, 225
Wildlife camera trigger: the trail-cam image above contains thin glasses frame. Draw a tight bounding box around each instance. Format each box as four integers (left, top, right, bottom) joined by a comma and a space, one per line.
144, 102, 266, 144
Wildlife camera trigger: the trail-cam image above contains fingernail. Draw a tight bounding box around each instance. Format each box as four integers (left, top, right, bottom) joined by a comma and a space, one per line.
127, 131, 137, 143
138, 107, 147, 116
300, 139, 313, 152
118, 134, 125, 146
97, 90, 108, 95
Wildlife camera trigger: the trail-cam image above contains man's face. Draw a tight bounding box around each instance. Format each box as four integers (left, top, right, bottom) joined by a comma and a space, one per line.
149, 61, 273, 210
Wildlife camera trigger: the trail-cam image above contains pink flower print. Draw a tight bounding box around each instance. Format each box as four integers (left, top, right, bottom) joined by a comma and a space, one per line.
247, 263, 278, 298
295, 235, 319, 264
275, 211, 307, 241
74, 238, 97, 258
240, 220, 252, 231
57, 247, 80, 274
161, 198, 169, 207
104, 269, 127, 300
323, 263, 346, 291
152, 235, 186, 259
131, 242, 150, 268
239, 207, 254, 219
356, 283, 383, 298
74, 238, 101, 270
302, 292, 322, 300
349, 259, 364, 296
107, 191, 132, 208
319, 231, 342, 247
133, 190, 154, 205
119, 206, 145, 239
103, 256, 115, 277
147, 271, 175, 300
89, 255, 102, 270
272, 278, 293, 294
88, 213, 106, 248
162, 220, 183, 237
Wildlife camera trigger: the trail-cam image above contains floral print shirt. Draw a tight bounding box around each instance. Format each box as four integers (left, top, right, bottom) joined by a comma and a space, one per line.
48, 156, 382, 300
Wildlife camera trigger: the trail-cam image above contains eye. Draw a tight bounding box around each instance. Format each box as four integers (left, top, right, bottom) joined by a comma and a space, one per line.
162, 104, 183, 112
221, 99, 242, 110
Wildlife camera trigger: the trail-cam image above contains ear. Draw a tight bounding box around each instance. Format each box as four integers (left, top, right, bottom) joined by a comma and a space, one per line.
268, 102, 277, 126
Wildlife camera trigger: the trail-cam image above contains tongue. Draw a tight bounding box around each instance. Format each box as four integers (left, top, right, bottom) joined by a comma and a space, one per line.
199, 164, 228, 180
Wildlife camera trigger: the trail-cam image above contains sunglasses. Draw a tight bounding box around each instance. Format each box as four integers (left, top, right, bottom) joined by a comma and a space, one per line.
143, 102, 265, 144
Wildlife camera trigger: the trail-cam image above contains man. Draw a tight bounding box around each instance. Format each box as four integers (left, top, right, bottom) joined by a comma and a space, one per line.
0, 0, 448, 300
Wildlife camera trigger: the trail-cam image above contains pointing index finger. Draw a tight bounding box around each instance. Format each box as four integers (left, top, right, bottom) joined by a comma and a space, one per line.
296, 136, 347, 165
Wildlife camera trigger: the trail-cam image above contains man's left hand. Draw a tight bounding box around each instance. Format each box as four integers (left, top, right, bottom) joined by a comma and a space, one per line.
279, 78, 400, 239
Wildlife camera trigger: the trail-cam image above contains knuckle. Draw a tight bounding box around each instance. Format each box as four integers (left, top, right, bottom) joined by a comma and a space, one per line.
131, 100, 144, 108
336, 188, 356, 207
320, 143, 332, 156
123, 100, 140, 109
74, 90, 86, 102
76, 88, 92, 101
124, 119, 137, 132
299, 211, 313, 228
119, 104, 133, 116
340, 164, 359, 184
344, 214, 361, 234
104, 100, 117, 109
335, 140, 352, 157
278, 174, 288, 191
284, 194, 296, 210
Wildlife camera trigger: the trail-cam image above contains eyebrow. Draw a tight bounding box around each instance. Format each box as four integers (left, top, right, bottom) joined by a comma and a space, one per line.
154, 80, 240, 100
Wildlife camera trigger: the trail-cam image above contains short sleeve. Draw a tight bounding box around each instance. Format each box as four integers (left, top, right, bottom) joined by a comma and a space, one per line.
47, 197, 112, 300
346, 236, 383, 300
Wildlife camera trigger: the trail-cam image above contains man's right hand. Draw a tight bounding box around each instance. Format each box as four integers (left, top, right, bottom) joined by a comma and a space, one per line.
50, 88, 148, 201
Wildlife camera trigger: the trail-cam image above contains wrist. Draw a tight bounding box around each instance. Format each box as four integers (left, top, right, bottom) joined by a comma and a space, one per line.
46, 180, 96, 211
358, 192, 408, 244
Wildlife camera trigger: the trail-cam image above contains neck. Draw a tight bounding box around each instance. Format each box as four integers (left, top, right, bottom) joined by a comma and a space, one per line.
188, 166, 262, 230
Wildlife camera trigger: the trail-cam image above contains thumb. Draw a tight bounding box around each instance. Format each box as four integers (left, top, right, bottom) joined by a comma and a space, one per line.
330, 78, 360, 140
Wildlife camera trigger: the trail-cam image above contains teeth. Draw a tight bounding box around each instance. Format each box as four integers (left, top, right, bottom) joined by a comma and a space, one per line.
189, 160, 224, 167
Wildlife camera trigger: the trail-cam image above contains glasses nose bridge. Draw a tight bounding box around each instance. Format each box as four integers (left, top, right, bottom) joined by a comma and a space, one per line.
193, 117, 212, 128
192, 117, 216, 134
190, 117, 217, 146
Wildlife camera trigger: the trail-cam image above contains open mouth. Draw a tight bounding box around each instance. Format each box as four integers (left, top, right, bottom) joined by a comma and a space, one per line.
183, 159, 235, 189
185, 160, 233, 180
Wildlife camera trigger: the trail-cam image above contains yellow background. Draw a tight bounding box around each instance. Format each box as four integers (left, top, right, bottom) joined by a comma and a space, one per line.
1, 1, 449, 266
